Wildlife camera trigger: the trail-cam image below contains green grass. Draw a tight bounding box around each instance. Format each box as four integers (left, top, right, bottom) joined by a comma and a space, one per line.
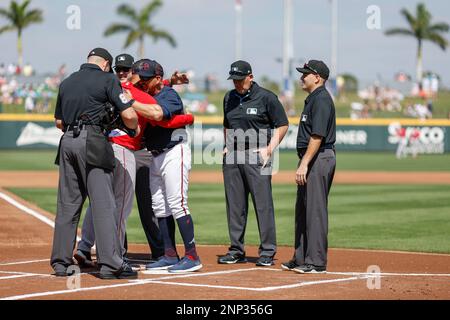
7, 184, 450, 253
0, 103, 26, 114
0, 150, 448, 172
0, 99, 56, 114
0, 150, 59, 170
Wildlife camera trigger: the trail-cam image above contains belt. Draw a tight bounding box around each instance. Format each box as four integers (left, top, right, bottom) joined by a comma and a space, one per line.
297, 145, 335, 158
65, 124, 84, 132
65, 123, 101, 132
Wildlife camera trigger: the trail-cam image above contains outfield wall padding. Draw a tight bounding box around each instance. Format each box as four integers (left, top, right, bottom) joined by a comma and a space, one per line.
0, 115, 448, 153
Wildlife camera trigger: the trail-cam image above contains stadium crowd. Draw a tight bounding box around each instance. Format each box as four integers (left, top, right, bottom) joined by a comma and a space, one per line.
0, 63, 65, 113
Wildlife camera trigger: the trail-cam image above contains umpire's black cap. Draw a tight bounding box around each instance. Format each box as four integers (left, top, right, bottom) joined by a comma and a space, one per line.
296, 60, 330, 80
132, 59, 164, 79
114, 54, 134, 69
227, 60, 252, 80
87, 47, 114, 73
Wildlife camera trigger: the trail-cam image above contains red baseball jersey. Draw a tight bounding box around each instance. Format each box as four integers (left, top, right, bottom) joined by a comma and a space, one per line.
109, 82, 195, 151
109, 82, 154, 150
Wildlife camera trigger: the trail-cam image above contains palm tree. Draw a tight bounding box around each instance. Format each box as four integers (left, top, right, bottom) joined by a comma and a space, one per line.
385, 3, 449, 82
104, 0, 176, 59
0, 0, 43, 68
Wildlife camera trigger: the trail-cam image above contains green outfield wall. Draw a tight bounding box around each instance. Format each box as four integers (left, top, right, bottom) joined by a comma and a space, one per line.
0, 115, 449, 153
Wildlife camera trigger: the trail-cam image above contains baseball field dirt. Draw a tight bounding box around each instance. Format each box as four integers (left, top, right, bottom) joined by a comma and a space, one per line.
1, 170, 450, 187
1, 174, 450, 300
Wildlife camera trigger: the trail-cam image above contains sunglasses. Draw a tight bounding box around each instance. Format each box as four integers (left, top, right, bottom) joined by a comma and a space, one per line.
303, 64, 319, 75
114, 66, 131, 73
229, 70, 250, 76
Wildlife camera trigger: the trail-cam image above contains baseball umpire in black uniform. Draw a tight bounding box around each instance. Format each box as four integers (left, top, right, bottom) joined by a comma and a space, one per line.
219, 60, 289, 267
282, 60, 336, 274
51, 48, 161, 279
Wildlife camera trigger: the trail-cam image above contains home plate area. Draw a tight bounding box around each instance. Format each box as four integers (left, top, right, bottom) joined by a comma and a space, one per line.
139, 267, 369, 292
0, 245, 450, 300
0, 264, 371, 300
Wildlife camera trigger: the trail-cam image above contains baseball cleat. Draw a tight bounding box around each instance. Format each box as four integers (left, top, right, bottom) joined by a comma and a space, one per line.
145, 256, 179, 270
217, 253, 247, 264
168, 256, 202, 273
281, 259, 299, 271
293, 264, 326, 274
255, 256, 274, 267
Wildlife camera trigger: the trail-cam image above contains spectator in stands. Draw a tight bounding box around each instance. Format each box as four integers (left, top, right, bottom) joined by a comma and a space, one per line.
426, 99, 433, 118
23, 63, 34, 77
24, 85, 36, 113
24, 94, 35, 113
415, 103, 432, 120
41, 92, 51, 113
7, 63, 16, 76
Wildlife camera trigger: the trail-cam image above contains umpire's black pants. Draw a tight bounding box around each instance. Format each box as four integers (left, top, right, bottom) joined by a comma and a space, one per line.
51, 129, 123, 274
294, 148, 336, 267
223, 150, 277, 258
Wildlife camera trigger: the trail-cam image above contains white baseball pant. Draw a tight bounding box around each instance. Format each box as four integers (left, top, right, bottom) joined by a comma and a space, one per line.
150, 142, 191, 220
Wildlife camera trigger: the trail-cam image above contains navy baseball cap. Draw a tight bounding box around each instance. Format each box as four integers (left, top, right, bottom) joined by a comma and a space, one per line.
87, 47, 114, 73
114, 54, 134, 69
228, 60, 252, 80
296, 60, 330, 80
132, 59, 164, 79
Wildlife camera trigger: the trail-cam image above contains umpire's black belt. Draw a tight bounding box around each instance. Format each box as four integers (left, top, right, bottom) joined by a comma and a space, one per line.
66, 124, 85, 132
65, 123, 101, 131
297, 145, 335, 158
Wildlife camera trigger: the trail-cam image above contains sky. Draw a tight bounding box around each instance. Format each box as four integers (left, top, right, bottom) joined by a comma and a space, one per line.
0, 0, 449, 89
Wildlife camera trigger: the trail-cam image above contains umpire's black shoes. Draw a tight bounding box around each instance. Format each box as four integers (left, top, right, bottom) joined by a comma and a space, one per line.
255, 256, 274, 267
74, 249, 95, 268
218, 253, 247, 264
281, 259, 299, 271
53, 265, 77, 277
293, 264, 326, 274
99, 263, 138, 280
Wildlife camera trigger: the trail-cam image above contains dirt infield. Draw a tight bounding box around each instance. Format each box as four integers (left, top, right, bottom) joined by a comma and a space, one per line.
0, 187, 449, 300
1, 170, 450, 188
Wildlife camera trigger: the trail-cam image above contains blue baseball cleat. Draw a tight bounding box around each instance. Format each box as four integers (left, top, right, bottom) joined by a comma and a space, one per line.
145, 256, 179, 270
168, 256, 203, 273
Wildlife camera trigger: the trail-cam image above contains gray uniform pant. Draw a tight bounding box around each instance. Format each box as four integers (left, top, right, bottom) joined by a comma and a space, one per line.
134, 149, 165, 259
223, 150, 276, 257
294, 148, 336, 267
51, 129, 123, 274
78, 143, 136, 257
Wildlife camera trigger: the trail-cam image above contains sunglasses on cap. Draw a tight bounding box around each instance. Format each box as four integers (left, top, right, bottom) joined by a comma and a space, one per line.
303, 63, 319, 75
229, 70, 251, 76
